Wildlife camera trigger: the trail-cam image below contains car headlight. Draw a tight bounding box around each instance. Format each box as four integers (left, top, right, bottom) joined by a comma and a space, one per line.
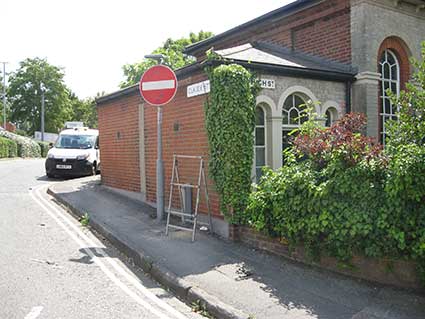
47, 153, 55, 159
76, 153, 89, 160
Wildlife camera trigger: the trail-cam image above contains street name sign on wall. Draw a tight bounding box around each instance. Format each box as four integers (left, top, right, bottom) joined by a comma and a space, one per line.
187, 80, 210, 98
260, 79, 275, 89
187, 78, 275, 98
139, 65, 178, 106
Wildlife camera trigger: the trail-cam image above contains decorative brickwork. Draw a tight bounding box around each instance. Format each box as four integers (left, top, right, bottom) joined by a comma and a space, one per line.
377, 36, 411, 90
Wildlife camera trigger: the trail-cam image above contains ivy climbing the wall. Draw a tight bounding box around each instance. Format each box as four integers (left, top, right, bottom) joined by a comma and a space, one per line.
204, 61, 260, 220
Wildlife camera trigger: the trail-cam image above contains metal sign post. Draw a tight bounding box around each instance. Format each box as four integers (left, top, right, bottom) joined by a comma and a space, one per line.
139, 56, 177, 222
156, 106, 164, 221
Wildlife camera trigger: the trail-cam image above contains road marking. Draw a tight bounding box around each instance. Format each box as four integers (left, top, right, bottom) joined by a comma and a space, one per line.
33, 185, 188, 319
24, 306, 43, 319
30, 185, 188, 319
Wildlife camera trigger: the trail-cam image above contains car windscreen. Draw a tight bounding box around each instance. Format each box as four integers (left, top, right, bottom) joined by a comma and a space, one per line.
55, 134, 96, 149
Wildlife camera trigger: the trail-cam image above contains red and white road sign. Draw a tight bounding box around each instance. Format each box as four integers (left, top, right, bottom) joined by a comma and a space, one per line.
139, 65, 178, 106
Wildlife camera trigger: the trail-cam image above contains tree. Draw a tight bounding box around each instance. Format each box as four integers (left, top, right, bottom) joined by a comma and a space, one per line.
69, 92, 98, 128
7, 58, 72, 135
120, 31, 213, 88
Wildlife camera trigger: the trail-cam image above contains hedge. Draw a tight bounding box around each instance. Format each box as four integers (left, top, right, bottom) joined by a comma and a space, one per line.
0, 137, 18, 158
0, 137, 8, 158
37, 141, 50, 158
0, 130, 41, 158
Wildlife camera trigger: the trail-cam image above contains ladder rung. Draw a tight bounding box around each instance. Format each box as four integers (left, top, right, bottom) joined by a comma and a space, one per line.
170, 183, 199, 188
167, 224, 194, 232
174, 155, 203, 159
168, 210, 194, 218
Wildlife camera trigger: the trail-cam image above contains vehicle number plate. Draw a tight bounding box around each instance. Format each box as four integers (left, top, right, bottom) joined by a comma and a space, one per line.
56, 164, 72, 169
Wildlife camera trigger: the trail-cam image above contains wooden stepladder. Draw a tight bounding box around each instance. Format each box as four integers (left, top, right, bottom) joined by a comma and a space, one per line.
165, 155, 212, 242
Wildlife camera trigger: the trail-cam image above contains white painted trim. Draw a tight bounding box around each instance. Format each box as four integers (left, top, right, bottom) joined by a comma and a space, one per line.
142, 80, 175, 91
256, 95, 277, 116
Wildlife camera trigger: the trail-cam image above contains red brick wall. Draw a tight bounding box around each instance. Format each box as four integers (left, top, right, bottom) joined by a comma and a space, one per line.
97, 93, 141, 192
236, 225, 421, 290
194, 0, 351, 64
144, 71, 222, 218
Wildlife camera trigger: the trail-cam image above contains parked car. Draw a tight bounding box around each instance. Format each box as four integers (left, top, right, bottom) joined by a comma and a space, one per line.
45, 127, 100, 178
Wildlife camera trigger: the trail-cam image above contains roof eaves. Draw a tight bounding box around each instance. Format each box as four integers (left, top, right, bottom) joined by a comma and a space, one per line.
206, 58, 356, 82
184, 0, 321, 55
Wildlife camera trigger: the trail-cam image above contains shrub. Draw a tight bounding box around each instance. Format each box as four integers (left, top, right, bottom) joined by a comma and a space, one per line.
0, 137, 8, 158
6, 138, 17, 157
0, 137, 18, 158
0, 130, 41, 158
246, 113, 425, 265
37, 141, 50, 158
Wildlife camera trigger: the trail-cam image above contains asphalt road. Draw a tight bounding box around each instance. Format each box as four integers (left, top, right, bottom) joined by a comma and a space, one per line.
0, 159, 205, 319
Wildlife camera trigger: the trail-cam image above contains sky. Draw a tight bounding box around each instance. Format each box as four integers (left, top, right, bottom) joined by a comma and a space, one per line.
1, 0, 293, 99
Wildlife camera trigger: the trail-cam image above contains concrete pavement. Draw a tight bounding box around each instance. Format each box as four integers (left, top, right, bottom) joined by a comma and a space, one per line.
48, 175, 425, 319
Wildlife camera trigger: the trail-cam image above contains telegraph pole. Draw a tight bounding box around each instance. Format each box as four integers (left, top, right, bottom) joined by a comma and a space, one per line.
1, 62, 7, 129
41, 89, 45, 141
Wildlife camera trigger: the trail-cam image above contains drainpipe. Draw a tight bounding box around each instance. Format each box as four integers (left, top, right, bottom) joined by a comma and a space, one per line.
345, 81, 352, 114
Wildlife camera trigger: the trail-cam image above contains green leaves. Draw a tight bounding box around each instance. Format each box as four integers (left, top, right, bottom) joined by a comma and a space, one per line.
120, 31, 213, 88
246, 112, 425, 271
204, 64, 260, 220
7, 58, 73, 135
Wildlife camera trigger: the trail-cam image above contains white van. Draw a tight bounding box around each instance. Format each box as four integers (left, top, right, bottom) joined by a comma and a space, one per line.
45, 127, 100, 178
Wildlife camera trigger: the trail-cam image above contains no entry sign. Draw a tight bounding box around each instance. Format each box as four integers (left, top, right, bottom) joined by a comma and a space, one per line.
139, 65, 178, 106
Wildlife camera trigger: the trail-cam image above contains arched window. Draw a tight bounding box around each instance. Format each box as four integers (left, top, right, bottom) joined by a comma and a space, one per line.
325, 107, 338, 127
379, 49, 400, 144
254, 106, 266, 182
282, 94, 307, 153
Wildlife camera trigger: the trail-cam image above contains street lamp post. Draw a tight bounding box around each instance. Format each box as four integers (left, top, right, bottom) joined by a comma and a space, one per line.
1, 62, 7, 129
40, 82, 46, 142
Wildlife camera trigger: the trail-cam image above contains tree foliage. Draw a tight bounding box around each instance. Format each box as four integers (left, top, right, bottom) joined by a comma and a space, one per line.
7, 58, 72, 135
120, 31, 213, 88
205, 62, 260, 219
69, 92, 98, 128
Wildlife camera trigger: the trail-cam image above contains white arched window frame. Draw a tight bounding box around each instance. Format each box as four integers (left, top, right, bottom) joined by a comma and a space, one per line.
379, 49, 400, 145
282, 93, 307, 158
254, 105, 267, 183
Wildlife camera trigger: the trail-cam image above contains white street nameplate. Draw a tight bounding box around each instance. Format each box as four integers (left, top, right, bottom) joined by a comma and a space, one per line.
187, 80, 210, 98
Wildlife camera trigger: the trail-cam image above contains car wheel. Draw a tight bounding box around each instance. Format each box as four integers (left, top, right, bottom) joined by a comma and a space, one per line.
96, 163, 101, 175
47, 172, 54, 178
90, 163, 96, 176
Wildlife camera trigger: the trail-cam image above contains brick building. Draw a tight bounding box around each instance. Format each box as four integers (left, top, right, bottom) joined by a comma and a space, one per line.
96, 0, 425, 238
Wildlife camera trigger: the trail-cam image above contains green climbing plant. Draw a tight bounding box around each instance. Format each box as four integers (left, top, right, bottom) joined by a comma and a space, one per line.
204, 56, 260, 220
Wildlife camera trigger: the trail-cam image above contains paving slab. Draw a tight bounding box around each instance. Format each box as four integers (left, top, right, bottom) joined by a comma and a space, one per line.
48, 176, 425, 319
